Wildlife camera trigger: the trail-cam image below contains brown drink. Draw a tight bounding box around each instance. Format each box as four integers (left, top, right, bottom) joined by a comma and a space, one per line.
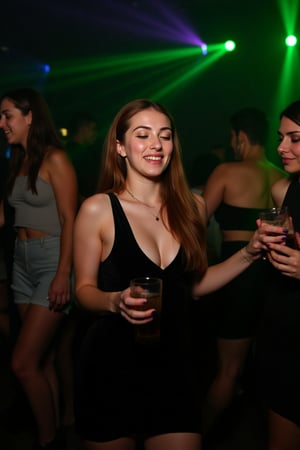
130, 277, 162, 344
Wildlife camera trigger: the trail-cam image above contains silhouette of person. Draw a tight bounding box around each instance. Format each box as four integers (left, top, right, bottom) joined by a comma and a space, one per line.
202, 107, 285, 433
65, 112, 100, 202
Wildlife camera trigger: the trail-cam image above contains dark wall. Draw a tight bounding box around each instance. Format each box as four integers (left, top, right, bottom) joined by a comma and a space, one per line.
0, 0, 298, 179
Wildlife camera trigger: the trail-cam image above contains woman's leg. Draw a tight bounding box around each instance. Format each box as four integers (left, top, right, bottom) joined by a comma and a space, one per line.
55, 309, 80, 427
202, 337, 251, 432
268, 410, 300, 450
11, 303, 63, 445
43, 348, 61, 429
83, 437, 136, 450
145, 433, 201, 450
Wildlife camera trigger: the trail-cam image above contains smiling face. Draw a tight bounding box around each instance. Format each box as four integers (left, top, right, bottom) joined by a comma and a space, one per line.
0, 98, 32, 149
116, 108, 173, 179
277, 116, 300, 173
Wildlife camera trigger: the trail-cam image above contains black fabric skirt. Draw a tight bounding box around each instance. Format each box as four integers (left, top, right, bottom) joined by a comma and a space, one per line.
74, 314, 202, 442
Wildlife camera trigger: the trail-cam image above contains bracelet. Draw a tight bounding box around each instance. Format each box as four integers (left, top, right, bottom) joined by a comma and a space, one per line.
240, 247, 254, 263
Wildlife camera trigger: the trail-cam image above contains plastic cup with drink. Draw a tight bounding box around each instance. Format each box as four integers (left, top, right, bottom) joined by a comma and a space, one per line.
130, 277, 162, 344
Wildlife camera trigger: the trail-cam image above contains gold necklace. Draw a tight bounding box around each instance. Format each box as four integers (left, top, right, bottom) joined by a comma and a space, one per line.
126, 188, 160, 221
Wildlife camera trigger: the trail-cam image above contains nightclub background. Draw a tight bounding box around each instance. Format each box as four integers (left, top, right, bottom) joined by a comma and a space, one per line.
1, 0, 299, 179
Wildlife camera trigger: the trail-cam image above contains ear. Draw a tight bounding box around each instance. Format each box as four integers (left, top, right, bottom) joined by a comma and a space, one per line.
25, 110, 32, 127
116, 139, 127, 158
238, 130, 248, 145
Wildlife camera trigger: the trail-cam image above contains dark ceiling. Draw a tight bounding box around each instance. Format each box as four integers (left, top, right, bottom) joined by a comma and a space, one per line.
1, 0, 299, 175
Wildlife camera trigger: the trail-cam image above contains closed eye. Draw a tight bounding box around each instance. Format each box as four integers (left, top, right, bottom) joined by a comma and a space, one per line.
160, 135, 171, 140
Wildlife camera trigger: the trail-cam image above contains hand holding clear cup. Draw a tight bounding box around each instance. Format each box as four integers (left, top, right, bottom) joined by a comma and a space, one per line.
258, 206, 295, 258
130, 277, 162, 344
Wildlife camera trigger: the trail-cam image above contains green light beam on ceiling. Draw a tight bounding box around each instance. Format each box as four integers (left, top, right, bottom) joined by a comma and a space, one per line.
277, 0, 299, 35
47, 44, 227, 94
47, 49, 200, 91
49, 47, 203, 79
275, 46, 300, 113
152, 49, 226, 101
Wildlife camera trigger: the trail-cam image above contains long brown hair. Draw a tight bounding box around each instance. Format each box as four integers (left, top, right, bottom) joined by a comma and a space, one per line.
98, 99, 207, 279
2, 88, 63, 194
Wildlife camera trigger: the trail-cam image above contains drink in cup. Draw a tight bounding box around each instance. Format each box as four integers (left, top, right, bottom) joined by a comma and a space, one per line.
259, 206, 296, 250
259, 206, 289, 228
130, 277, 162, 344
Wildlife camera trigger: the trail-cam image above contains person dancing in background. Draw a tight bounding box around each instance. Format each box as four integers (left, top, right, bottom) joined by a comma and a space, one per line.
256, 100, 300, 450
202, 107, 284, 433
72, 98, 281, 450
0, 88, 77, 450
65, 111, 100, 202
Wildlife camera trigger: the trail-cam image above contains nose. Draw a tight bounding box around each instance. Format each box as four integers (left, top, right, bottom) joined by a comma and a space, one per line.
277, 137, 289, 153
150, 134, 162, 150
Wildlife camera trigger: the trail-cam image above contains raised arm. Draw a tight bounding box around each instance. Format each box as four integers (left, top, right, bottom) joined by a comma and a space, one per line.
192, 222, 288, 298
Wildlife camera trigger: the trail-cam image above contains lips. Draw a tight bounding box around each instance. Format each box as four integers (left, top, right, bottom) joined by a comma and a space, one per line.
281, 158, 294, 165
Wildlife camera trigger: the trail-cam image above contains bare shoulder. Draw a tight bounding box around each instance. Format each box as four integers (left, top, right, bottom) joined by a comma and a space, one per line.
272, 176, 290, 190
211, 162, 248, 183
41, 147, 73, 176
78, 193, 111, 220
44, 147, 70, 165
209, 162, 234, 177
271, 177, 290, 205
45, 146, 66, 159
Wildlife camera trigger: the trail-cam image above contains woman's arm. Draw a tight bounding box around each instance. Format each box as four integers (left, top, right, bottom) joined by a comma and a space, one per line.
74, 195, 157, 325
192, 223, 287, 298
73, 195, 121, 313
47, 149, 78, 309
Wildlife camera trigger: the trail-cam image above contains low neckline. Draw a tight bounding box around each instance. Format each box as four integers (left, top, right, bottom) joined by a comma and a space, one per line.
110, 193, 181, 271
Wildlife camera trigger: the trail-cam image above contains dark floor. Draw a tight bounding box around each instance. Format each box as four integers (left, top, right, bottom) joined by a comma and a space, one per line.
0, 328, 267, 450
0, 361, 267, 448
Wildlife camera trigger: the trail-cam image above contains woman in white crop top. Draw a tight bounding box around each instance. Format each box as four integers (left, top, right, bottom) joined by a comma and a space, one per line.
0, 88, 77, 450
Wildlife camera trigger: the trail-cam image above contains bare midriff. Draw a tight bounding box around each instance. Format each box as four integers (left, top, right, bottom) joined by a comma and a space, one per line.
17, 227, 51, 240
222, 230, 255, 242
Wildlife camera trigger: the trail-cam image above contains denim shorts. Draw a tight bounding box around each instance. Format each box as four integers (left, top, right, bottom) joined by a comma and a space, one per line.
12, 236, 73, 311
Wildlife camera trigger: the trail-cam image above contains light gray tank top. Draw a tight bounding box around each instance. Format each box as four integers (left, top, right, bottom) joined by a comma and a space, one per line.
8, 176, 61, 235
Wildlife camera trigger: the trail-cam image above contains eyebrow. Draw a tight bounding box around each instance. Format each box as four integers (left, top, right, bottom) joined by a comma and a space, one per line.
278, 130, 300, 135
132, 125, 172, 132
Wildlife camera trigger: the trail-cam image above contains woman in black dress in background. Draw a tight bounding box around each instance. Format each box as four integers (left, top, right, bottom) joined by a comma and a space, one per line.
256, 100, 300, 450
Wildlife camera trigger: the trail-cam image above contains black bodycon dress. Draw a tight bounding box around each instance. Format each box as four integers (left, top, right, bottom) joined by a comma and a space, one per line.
256, 178, 300, 426
74, 193, 202, 442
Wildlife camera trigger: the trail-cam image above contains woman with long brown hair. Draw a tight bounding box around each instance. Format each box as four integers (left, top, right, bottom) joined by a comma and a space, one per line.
73, 99, 283, 450
0, 87, 77, 450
